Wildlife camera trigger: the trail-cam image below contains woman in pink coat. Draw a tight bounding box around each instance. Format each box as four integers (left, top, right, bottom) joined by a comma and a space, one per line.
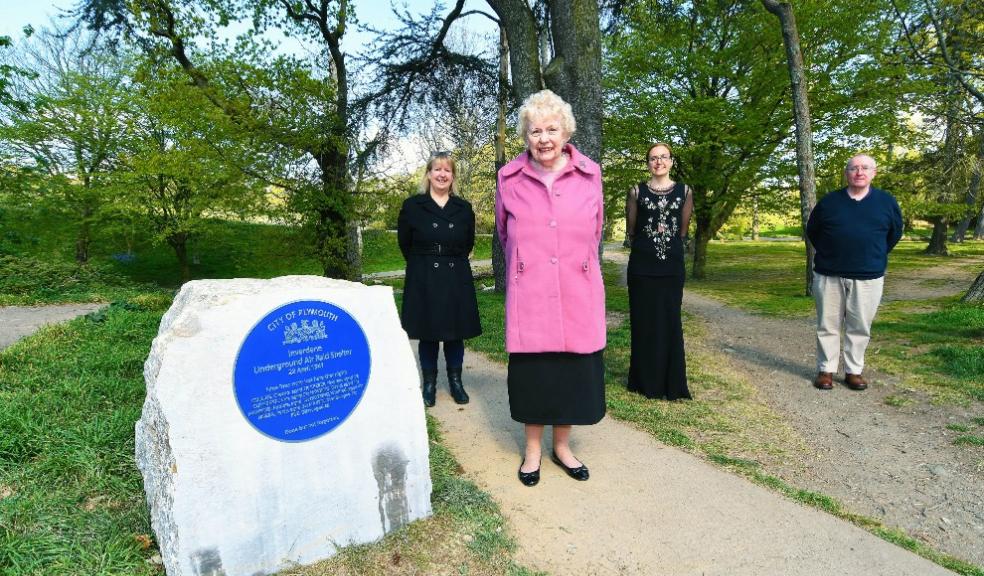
496, 89, 606, 487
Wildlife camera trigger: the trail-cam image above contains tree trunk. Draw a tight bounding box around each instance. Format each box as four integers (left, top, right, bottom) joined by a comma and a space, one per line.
752, 195, 760, 241
315, 145, 358, 280
544, 0, 602, 163
691, 213, 713, 279
168, 232, 191, 284
925, 220, 949, 255
974, 204, 984, 240
493, 25, 509, 294
761, 0, 817, 296
951, 132, 983, 243
927, 72, 965, 256
487, 0, 543, 101
75, 204, 92, 264
963, 269, 984, 303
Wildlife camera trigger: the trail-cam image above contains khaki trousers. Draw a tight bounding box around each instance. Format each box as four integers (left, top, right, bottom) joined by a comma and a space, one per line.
813, 274, 884, 375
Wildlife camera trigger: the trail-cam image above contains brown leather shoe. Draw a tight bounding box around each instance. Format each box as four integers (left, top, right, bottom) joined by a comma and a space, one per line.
814, 371, 833, 390
845, 373, 868, 391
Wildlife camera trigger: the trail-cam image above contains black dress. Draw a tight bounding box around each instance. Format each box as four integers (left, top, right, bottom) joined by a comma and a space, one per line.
626, 182, 691, 400
397, 194, 482, 342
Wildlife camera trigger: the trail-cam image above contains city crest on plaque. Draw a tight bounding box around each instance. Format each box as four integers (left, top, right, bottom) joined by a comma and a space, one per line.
233, 299, 371, 442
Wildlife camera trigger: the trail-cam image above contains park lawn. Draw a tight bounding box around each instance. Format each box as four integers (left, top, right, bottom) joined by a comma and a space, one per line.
870, 297, 984, 402
0, 293, 540, 576
683, 239, 984, 402
686, 239, 984, 317
361, 230, 494, 276
0, 196, 492, 301
465, 260, 982, 576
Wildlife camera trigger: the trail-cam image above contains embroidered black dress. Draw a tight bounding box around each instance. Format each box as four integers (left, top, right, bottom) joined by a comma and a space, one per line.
626, 182, 691, 400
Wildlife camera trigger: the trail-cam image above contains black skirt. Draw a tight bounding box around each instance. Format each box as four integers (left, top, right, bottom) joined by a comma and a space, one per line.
507, 350, 606, 425
627, 274, 691, 400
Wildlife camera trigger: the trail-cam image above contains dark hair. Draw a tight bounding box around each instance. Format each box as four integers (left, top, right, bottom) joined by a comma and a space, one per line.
646, 142, 674, 163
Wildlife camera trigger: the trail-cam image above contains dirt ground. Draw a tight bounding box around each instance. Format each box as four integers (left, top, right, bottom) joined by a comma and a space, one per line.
676, 258, 984, 567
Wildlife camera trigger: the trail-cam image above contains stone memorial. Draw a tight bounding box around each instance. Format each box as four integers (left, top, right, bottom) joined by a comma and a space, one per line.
136, 276, 432, 576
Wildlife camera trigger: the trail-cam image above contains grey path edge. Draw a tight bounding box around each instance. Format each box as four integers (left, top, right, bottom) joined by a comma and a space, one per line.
0, 303, 106, 351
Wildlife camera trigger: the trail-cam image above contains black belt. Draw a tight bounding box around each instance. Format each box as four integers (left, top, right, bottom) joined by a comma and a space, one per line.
409, 243, 466, 257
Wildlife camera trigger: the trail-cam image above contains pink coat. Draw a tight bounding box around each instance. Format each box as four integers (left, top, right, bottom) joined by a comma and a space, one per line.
495, 144, 606, 354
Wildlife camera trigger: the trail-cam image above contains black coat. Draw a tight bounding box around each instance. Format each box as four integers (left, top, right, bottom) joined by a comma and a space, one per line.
398, 193, 482, 341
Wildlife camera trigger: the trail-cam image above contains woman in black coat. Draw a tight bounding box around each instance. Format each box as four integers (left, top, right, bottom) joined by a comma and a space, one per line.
398, 152, 482, 407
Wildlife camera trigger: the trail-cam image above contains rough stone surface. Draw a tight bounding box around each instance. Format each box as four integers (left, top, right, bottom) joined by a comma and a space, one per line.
136, 276, 431, 576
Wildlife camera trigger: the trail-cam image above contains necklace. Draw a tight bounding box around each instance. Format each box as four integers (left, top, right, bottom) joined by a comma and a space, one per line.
646, 180, 675, 194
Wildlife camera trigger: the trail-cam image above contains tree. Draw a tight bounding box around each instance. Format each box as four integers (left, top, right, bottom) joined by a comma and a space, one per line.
761, 0, 817, 296
963, 269, 984, 302
364, 0, 604, 287
892, 0, 984, 254
605, 0, 914, 278
0, 25, 132, 263
75, 0, 361, 279
123, 61, 268, 282
0, 29, 35, 111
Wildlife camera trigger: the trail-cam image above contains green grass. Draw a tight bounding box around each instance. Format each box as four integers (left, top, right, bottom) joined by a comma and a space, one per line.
0, 296, 172, 576
0, 296, 537, 576
953, 435, 984, 447
686, 240, 984, 317
0, 255, 153, 306
873, 302, 984, 401
1, 194, 493, 300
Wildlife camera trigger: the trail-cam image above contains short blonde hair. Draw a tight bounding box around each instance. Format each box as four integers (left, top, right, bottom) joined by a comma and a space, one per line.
419, 152, 459, 195
517, 89, 576, 140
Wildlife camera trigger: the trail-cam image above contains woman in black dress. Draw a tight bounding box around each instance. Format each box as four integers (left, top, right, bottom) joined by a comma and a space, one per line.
398, 152, 482, 407
625, 142, 693, 400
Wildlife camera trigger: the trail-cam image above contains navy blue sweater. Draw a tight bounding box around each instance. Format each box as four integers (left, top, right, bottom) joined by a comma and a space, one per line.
806, 187, 903, 280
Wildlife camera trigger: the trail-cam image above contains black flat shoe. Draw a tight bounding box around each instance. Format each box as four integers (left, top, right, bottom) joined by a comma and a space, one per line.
551, 451, 589, 481
518, 458, 540, 487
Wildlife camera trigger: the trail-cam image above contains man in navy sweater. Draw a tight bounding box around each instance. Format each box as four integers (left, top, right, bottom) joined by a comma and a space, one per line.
806, 154, 903, 391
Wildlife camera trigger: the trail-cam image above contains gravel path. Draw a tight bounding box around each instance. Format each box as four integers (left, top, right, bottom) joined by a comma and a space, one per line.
600, 246, 984, 566
680, 289, 984, 566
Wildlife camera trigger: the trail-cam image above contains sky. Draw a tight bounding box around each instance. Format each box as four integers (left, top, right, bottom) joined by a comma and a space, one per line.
0, 0, 497, 52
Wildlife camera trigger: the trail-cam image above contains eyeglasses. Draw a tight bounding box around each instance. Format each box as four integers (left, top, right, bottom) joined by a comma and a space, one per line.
431, 150, 451, 158
649, 154, 672, 163
847, 165, 874, 173
528, 127, 562, 138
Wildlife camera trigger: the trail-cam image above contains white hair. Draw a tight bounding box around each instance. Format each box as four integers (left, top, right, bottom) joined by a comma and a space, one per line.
517, 89, 577, 139
845, 154, 877, 172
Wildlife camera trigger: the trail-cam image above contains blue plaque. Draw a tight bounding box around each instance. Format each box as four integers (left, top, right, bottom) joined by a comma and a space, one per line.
234, 300, 371, 442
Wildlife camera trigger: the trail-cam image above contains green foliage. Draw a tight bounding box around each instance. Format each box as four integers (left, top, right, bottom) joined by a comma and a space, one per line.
0, 255, 139, 305
604, 0, 919, 275
0, 27, 136, 264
